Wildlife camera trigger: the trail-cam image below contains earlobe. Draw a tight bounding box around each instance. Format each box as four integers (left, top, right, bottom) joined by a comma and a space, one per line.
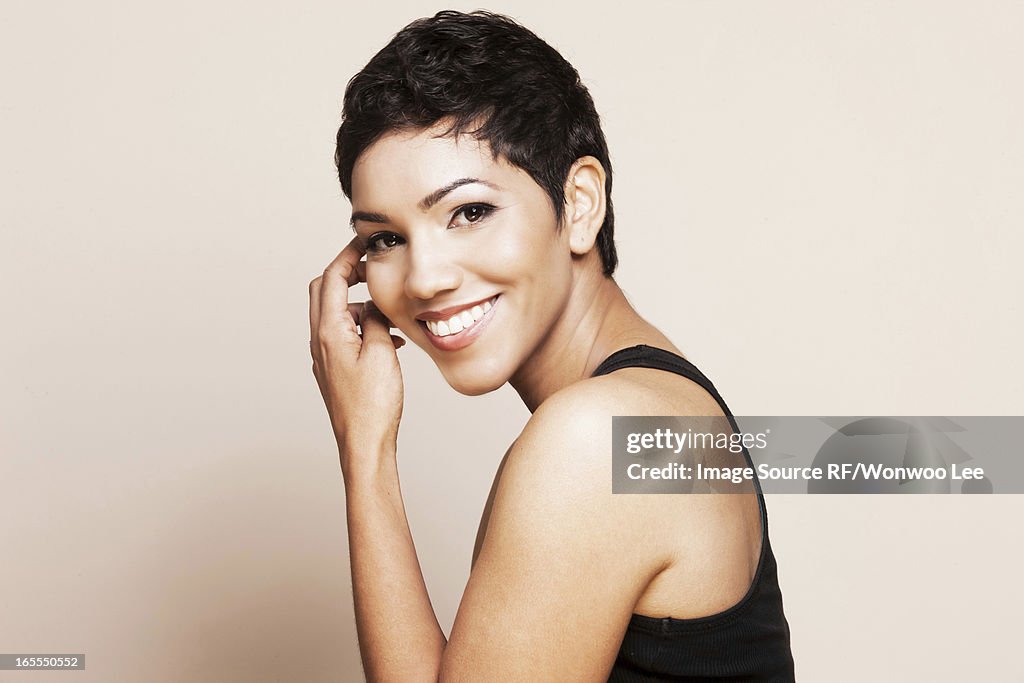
565, 156, 607, 256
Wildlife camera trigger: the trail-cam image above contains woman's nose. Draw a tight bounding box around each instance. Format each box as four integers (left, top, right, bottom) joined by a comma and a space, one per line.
404, 242, 462, 301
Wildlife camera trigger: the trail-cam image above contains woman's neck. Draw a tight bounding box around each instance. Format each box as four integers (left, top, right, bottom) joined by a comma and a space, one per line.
508, 269, 678, 413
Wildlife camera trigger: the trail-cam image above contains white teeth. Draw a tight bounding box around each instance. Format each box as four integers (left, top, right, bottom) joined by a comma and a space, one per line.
425, 296, 497, 337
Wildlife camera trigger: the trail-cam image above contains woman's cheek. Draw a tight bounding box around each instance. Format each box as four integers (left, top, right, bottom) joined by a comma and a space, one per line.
478, 224, 533, 276
365, 262, 403, 322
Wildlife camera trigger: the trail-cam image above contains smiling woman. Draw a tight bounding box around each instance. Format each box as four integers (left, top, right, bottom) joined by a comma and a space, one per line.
309, 10, 795, 682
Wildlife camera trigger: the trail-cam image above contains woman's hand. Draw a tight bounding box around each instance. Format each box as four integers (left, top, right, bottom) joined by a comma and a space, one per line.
309, 236, 406, 477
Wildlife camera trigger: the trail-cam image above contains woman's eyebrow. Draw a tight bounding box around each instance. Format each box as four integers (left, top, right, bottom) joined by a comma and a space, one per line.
349, 177, 503, 230
418, 177, 502, 210
349, 210, 390, 230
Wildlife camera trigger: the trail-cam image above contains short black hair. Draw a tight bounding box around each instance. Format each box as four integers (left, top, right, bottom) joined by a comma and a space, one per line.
335, 10, 618, 276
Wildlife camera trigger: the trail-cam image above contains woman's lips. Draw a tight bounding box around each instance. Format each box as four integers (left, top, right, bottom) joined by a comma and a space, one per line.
419, 295, 500, 351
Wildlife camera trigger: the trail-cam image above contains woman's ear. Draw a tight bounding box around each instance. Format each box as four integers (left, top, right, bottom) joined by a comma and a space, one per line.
563, 156, 607, 256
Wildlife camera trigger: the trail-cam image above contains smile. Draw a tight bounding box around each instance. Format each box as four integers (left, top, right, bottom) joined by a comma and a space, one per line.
418, 295, 500, 351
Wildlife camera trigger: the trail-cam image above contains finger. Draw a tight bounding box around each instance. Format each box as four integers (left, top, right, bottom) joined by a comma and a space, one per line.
319, 236, 367, 343
350, 300, 396, 328
358, 300, 394, 355
391, 334, 406, 349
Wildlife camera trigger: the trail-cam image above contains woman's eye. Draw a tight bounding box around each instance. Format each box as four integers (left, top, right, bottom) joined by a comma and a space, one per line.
451, 203, 495, 227
366, 232, 403, 253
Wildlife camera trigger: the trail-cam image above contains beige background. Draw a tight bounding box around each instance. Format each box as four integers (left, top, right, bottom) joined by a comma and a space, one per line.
2, 1, 1022, 681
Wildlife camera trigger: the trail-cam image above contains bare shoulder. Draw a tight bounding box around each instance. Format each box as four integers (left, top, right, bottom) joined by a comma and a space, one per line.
527, 367, 727, 440
485, 372, 725, 555
504, 369, 727, 496
475, 376, 685, 572
506, 370, 764, 620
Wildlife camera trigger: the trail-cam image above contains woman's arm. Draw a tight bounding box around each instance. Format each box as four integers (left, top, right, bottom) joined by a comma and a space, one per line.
345, 455, 446, 682
345, 385, 670, 682
438, 385, 674, 681
312, 238, 445, 680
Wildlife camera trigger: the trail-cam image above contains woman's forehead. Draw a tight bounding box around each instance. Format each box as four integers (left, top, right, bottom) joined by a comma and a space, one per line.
350, 127, 529, 208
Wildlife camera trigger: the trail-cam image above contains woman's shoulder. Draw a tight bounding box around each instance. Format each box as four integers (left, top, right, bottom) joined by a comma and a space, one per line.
531, 364, 726, 434
505, 369, 763, 622
480, 367, 745, 587
506, 368, 726, 490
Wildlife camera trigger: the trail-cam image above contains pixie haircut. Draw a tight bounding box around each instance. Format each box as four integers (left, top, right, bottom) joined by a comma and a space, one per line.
335, 10, 618, 276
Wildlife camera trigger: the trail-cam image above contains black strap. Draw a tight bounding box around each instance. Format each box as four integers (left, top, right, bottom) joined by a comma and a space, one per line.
591, 344, 764, 498
591, 344, 734, 419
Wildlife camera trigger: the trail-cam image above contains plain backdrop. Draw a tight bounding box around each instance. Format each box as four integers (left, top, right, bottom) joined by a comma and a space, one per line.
2, 1, 1022, 681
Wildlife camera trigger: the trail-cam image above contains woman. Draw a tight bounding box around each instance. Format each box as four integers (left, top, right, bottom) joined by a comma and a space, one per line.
309, 10, 794, 682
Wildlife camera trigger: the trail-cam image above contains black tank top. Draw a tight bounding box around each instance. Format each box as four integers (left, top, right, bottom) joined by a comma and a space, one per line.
591, 344, 795, 682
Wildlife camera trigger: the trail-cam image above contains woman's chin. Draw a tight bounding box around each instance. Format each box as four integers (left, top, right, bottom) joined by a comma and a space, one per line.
409, 335, 512, 395
438, 362, 508, 396
445, 373, 506, 396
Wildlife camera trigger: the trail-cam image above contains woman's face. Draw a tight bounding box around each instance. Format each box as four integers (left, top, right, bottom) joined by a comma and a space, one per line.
350, 124, 574, 395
